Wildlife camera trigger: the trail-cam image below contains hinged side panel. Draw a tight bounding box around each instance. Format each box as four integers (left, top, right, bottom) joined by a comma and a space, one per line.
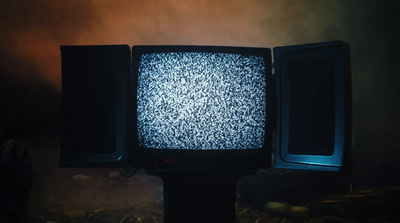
273, 41, 351, 171
60, 45, 131, 167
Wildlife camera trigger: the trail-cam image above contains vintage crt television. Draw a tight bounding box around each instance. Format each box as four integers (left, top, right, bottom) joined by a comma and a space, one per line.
131, 46, 272, 172
59, 41, 351, 172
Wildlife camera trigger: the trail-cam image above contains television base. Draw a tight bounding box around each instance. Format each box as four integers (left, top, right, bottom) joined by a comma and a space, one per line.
151, 171, 249, 223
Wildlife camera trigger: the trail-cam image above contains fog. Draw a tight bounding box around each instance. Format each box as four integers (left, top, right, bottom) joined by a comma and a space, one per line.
0, 0, 373, 89
1, 0, 399, 189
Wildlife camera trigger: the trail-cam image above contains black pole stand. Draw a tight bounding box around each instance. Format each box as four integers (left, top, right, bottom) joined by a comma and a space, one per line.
150, 171, 248, 223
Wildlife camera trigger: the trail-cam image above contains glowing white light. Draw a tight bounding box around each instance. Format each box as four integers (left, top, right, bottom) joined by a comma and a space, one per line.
137, 52, 266, 150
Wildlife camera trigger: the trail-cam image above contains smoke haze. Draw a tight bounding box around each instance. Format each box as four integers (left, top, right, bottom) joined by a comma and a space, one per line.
0, 0, 399, 186
0, 0, 364, 90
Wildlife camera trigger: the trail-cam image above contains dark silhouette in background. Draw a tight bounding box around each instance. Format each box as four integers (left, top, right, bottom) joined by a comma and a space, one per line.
0, 127, 32, 222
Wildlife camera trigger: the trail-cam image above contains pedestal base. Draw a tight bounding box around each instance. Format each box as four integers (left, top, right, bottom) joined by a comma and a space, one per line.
153, 172, 247, 223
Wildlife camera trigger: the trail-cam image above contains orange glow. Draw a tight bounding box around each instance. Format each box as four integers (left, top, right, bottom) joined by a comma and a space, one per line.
0, 0, 351, 91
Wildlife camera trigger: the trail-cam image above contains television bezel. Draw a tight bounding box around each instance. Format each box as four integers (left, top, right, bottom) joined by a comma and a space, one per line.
130, 45, 273, 172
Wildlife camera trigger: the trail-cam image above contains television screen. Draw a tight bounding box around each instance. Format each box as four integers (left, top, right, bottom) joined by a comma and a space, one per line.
136, 52, 267, 150
131, 46, 272, 171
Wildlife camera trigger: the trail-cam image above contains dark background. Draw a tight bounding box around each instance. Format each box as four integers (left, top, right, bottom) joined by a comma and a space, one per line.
1, 0, 399, 200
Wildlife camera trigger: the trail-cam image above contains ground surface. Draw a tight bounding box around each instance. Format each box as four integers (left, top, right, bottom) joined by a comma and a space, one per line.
2, 132, 399, 223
